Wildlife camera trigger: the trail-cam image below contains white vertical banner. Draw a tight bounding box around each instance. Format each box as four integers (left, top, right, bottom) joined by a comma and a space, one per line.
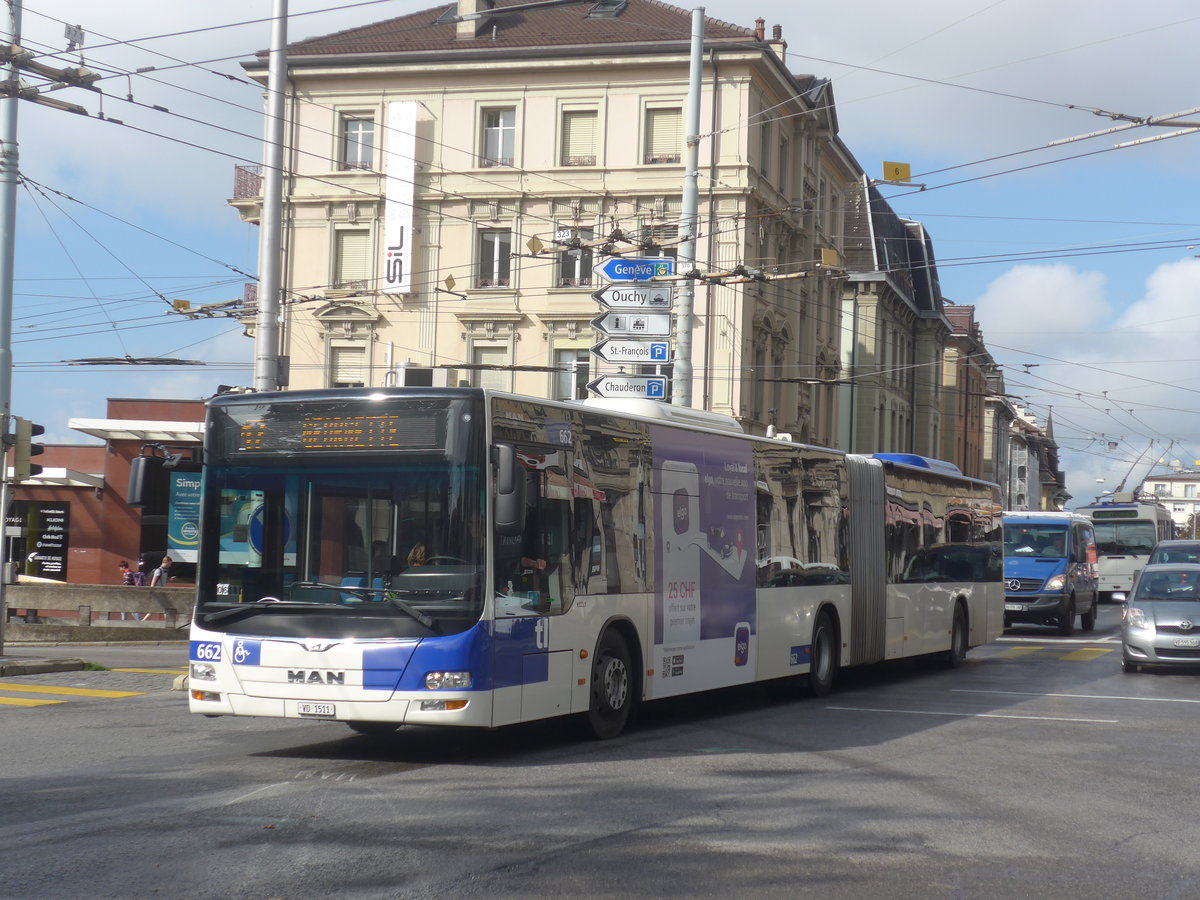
382, 101, 417, 294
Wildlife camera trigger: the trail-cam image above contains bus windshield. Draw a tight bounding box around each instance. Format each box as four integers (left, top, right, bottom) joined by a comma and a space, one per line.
196, 457, 484, 636
1092, 521, 1157, 555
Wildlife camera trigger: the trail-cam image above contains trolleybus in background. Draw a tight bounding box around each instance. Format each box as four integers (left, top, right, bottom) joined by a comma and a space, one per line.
1074, 497, 1174, 602
187, 388, 1003, 739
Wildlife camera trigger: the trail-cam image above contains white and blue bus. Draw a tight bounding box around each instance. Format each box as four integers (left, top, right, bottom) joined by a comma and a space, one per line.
1075, 498, 1175, 602
187, 388, 1003, 738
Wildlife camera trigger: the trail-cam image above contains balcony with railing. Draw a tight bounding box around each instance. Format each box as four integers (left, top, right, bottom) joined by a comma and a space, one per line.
233, 165, 262, 200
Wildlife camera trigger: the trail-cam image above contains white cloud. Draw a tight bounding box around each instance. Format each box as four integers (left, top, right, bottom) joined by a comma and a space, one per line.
973, 263, 1110, 358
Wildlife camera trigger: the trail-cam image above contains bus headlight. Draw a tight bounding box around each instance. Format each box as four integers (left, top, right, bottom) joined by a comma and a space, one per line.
191, 662, 217, 681
425, 671, 472, 690
1044, 574, 1066, 592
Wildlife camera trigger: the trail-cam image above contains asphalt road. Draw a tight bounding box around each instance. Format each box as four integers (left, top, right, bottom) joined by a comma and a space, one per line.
5, 603, 1199, 899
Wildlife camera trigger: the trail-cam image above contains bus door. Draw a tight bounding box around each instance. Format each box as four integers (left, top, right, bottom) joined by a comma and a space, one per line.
492, 443, 581, 725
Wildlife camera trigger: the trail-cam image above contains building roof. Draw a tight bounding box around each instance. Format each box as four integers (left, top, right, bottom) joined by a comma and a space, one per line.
68, 418, 204, 443
279, 0, 759, 57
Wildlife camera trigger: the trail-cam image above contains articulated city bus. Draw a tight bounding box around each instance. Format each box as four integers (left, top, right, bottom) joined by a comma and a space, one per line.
187, 388, 1003, 738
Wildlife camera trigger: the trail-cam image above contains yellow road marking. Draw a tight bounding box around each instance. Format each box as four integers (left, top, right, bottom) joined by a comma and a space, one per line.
1061, 647, 1114, 661
997, 646, 1042, 658
114, 668, 187, 675
0, 696, 65, 707
0, 682, 142, 698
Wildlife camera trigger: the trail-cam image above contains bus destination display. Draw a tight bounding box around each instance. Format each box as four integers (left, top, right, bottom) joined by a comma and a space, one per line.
236, 412, 440, 453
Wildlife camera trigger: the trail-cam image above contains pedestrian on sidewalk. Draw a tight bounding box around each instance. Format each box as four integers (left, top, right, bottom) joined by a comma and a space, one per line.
118, 561, 134, 585
150, 556, 172, 587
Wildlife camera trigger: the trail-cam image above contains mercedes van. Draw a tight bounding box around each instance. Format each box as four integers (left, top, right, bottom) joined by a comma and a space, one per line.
1002, 512, 1099, 635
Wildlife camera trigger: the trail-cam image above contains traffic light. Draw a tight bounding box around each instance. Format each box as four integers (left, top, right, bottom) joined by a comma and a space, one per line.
13, 416, 44, 482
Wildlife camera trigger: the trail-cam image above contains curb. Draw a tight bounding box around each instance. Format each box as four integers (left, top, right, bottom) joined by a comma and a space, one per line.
0, 657, 87, 677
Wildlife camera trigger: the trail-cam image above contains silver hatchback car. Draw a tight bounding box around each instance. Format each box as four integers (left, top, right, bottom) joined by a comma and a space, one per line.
1121, 563, 1200, 673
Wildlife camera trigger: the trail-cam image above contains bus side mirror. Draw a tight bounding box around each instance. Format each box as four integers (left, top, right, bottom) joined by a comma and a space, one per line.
494, 444, 526, 537
127, 455, 165, 508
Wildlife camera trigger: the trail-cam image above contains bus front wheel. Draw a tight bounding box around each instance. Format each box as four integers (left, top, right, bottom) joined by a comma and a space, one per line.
808, 611, 837, 697
943, 602, 968, 668
587, 629, 634, 739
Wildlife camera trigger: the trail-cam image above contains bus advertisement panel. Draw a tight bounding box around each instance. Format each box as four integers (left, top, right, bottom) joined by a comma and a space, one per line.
651, 426, 754, 698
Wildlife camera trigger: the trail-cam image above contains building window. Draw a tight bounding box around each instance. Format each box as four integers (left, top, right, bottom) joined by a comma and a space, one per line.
1186, 485, 1197, 499
473, 345, 510, 390
1154, 483, 1168, 496
480, 108, 515, 167
557, 227, 594, 286
643, 107, 681, 164
476, 229, 512, 288
561, 110, 598, 166
554, 349, 590, 400
641, 224, 678, 259
330, 343, 367, 388
333, 229, 371, 291
341, 116, 374, 170
759, 119, 771, 176
779, 134, 791, 198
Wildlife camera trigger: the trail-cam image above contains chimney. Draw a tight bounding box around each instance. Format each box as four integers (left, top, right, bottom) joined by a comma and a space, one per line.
456, 0, 497, 41
754, 17, 765, 41
772, 24, 782, 40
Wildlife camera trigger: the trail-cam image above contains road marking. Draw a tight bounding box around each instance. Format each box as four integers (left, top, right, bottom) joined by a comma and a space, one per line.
827, 705, 1117, 724
1061, 648, 1113, 661
955, 688, 1200, 705
0, 682, 143, 699
997, 635, 1121, 645
996, 646, 1042, 658
0, 696, 65, 707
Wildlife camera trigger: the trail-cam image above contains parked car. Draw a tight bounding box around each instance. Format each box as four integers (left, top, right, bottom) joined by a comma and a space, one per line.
1146, 540, 1200, 566
1120, 563, 1200, 673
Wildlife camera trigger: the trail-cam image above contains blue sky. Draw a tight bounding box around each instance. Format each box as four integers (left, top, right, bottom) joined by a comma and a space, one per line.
14, 0, 1200, 507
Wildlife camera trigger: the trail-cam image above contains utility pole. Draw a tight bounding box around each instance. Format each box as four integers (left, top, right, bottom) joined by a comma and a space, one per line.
671, 6, 703, 408
253, 0, 288, 392
0, 0, 22, 655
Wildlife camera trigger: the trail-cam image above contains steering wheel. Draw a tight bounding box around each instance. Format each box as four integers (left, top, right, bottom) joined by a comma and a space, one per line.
425, 555, 467, 565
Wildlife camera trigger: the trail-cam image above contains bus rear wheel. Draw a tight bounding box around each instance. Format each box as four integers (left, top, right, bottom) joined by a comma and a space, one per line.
587, 629, 634, 739
808, 611, 837, 697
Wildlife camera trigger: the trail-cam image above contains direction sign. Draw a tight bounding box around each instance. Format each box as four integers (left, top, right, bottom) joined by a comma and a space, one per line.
592, 283, 674, 310
594, 257, 674, 282
591, 339, 671, 364
590, 311, 672, 337
587, 374, 668, 400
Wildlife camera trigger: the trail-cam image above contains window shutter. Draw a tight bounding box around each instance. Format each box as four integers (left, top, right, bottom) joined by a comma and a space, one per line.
331, 344, 366, 387
644, 108, 682, 163
474, 346, 509, 390
335, 230, 370, 286
562, 111, 597, 165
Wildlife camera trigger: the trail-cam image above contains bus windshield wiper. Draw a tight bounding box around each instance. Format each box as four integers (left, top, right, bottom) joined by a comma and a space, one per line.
339, 584, 439, 631
203, 597, 337, 624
